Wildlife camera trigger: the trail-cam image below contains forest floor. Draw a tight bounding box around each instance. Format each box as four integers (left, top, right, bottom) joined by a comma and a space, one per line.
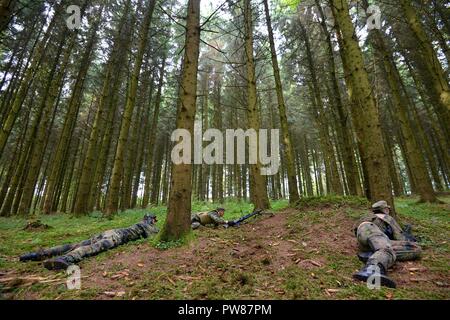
0, 196, 449, 300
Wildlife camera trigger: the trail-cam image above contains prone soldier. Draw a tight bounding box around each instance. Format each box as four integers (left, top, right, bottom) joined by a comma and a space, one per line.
353, 201, 422, 288
19, 214, 159, 270
191, 208, 231, 229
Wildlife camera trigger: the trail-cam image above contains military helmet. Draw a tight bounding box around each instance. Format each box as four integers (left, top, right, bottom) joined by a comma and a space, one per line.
371, 200, 390, 212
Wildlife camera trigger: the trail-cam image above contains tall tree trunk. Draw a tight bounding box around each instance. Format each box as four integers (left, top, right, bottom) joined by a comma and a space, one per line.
331, 0, 394, 211
315, 0, 360, 196
398, 0, 450, 138
0, 2, 63, 156
159, 0, 201, 241
105, 0, 156, 217
142, 55, 166, 208
17, 30, 75, 216
299, 20, 343, 195
243, 0, 270, 210
42, 12, 101, 214
131, 69, 155, 207
72, 0, 132, 215
213, 78, 224, 203
263, 0, 299, 205
150, 138, 164, 205
363, 2, 438, 202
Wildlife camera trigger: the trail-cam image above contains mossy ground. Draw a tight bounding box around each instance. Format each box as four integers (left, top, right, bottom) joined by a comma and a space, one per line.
0, 196, 448, 300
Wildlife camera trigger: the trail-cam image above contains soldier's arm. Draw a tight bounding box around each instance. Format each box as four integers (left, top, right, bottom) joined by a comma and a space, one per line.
139, 223, 159, 238
208, 211, 227, 224
390, 219, 408, 241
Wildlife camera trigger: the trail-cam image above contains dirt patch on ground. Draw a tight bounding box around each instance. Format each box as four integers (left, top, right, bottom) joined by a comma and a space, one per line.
74, 212, 299, 298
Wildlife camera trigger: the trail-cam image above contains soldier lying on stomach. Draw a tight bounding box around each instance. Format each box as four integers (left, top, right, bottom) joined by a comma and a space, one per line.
19, 214, 159, 270
353, 201, 422, 288
191, 207, 230, 229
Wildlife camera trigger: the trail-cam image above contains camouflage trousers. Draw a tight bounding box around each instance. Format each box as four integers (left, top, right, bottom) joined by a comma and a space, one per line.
35, 230, 122, 264
191, 214, 201, 229
356, 222, 422, 270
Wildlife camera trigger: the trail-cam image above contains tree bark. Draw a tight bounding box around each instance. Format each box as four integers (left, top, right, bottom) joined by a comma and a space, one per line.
159, 0, 201, 241
243, 0, 270, 210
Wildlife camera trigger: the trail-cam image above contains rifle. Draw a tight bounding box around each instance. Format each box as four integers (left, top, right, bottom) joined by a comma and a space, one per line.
226, 209, 264, 227
403, 224, 418, 242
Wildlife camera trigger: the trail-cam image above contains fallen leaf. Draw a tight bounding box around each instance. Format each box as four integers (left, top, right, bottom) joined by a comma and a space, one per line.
110, 271, 129, 280
385, 292, 393, 300
104, 291, 116, 297
116, 291, 126, 297
137, 263, 144, 267
325, 289, 341, 294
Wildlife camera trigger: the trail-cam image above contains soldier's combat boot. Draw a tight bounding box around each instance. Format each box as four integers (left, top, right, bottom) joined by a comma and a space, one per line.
353, 263, 396, 288
43, 258, 71, 270
19, 252, 42, 262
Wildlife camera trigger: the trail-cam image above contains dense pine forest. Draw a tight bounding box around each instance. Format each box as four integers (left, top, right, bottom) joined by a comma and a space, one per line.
0, 0, 449, 300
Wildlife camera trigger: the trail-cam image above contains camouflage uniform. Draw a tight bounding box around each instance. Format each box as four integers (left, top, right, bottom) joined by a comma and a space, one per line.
20, 215, 159, 270
191, 210, 227, 229
354, 211, 422, 272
